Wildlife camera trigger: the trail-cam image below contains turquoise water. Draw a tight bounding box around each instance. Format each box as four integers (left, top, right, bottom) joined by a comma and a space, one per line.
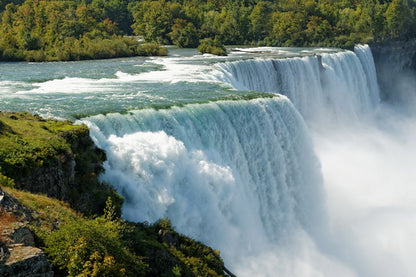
0, 47, 339, 119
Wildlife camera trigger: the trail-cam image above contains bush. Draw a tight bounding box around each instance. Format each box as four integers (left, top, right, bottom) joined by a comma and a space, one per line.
197, 38, 227, 56
0, 166, 15, 188
136, 42, 168, 56
44, 199, 146, 277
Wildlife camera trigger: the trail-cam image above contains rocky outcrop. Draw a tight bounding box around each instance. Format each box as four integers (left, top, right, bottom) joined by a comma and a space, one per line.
0, 187, 54, 276
0, 245, 53, 277
370, 40, 416, 103
12, 128, 103, 203
15, 156, 75, 203
0, 112, 121, 216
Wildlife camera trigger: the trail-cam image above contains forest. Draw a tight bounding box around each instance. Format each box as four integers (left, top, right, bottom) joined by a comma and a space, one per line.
0, 0, 416, 61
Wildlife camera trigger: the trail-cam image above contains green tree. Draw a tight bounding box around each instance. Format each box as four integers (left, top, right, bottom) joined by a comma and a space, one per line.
305, 16, 333, 45
385, 0, 413, 38
268, 11, 307, 46
169, 18, 199, 47
197, 37, 227, 55
130, 0, 182, 44
249, 1, 273, 41
90, 0, 132, 34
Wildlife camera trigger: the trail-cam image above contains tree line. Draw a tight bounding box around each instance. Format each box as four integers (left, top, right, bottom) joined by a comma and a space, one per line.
1, 0, 416, 61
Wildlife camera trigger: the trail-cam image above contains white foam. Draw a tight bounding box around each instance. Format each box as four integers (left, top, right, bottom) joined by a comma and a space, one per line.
81, 97, 325, 269
214, 46, 380, 125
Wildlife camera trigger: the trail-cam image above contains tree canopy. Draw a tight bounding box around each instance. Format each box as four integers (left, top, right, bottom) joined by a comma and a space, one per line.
1, 0, 416, 60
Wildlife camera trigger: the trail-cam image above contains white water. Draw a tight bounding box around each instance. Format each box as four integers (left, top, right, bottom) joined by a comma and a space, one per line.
215, 45, 380, 123
78, 45, 416, 276
82, 97, 327, 263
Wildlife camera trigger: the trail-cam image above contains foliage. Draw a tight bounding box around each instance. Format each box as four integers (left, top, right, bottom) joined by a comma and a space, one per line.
1, 0, 415, 59
124, 218, 228, 277
136, 42, 168, 56
0, 166, 15, 188
3, 186, 81, 234
5, 185, 229, 277
169, 18, 199, 48
44, 203, 146, 277
0, 112, 122, 216
197, 38, 227, 56
0, 0, 164, 61
155, 218, 226, 277
0, 112, 84, 177
127, 0, 416, 48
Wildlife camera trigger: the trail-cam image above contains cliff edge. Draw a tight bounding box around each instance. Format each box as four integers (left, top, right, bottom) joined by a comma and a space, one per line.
0, 112, 231, 277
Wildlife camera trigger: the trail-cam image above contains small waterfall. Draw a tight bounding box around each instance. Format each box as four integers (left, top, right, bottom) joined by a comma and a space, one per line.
353, 44, 381, 106
81, 97, 325, 263
215, 56, 324, 119
215, 45, 380, 122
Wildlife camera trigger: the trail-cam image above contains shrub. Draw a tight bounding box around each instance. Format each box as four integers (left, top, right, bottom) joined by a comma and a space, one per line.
44, 199, 146, 277
0, 166, 15, 188
197, 38, 227, 56
136, 42, 168, 56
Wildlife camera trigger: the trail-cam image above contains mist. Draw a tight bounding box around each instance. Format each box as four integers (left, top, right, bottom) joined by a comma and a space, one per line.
309, 56, 416, 276
227, 46, 416, 277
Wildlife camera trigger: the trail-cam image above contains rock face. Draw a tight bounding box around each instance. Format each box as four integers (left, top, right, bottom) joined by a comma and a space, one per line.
0, 246, 53, 277
0, 187, 54, 277
370, 39, 416, 104
13, 129, 104, 207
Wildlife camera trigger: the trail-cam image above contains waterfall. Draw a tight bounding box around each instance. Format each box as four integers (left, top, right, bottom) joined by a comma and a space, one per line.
215, 45, 380, 122
78, 45, 395, 276
81, 97, 325, 264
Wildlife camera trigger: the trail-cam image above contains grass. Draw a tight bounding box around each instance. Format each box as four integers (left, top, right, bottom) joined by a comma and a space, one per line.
0, 112, 88, 178
2, 187, 81, 238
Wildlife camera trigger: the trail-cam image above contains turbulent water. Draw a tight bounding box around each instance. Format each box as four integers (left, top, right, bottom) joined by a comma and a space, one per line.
1, 45, 416, 276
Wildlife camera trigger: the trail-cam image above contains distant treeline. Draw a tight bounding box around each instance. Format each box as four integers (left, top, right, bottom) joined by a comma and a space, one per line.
1, 0, 416, 60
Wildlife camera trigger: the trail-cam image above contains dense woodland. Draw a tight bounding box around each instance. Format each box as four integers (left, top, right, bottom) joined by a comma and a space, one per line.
0, 0, 416, 60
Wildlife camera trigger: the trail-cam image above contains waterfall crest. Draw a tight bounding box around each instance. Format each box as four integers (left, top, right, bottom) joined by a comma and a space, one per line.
215, 45, 380, 122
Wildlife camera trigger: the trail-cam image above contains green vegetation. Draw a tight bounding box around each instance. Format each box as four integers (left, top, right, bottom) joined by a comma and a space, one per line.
3, 187, 229, 277
0, 0, 166, 61
127, 0, 416, 48
1, 0, 416, 60
5, 186, 229, 276
0, 112, 122, 216
44, 199, 146, 277
0, 166, 15, 188
0, 112, 85, 177
197, 38, 227, 56
136, 42, 168, 56
0, 113, 229, 276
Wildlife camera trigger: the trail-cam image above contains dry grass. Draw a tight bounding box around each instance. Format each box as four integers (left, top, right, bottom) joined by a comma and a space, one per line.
0, 212, 18, 245
3, 187, 81, 237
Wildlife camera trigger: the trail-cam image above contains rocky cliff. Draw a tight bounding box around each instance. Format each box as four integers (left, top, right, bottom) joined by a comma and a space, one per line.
370, 39, 416, 105
0, 186, 53, 277
0, 112, 122, 216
